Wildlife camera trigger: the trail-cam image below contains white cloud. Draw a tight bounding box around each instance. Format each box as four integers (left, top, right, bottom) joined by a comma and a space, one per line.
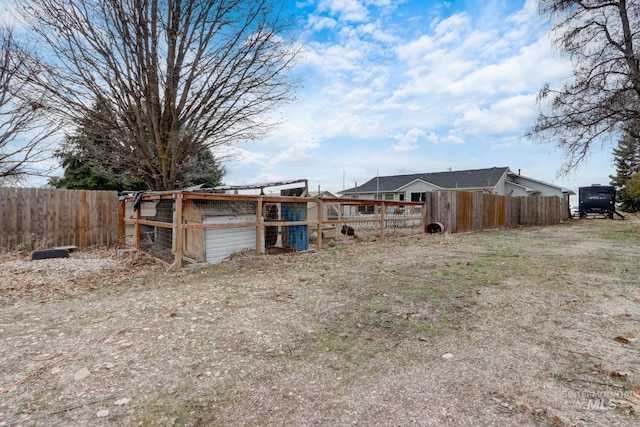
508, 0, 539, 25
0, 1, 24, 27
216, 145, 269, 167
269, 140, 320, 167
454, 94, 538, 136
357, 20, 397, 44
307, 15, 338, 32
432, 13, 470, 43
395, 34, 435, 61
391, 128, 425, 151
443, 38, 571, 98
317, 0, 370, 23
440, 131, 465, 145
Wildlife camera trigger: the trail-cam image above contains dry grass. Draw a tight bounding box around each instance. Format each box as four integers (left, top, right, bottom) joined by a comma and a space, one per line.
2, 217, 640, 426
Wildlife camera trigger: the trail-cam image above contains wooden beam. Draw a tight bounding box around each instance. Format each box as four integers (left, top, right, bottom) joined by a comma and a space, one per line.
316, 199, 323, 250
380, 202, 385, 240
256, 197, 263, 255
117, 199, 125, 244
135, 204, 141, 251
174, 192, 183, 269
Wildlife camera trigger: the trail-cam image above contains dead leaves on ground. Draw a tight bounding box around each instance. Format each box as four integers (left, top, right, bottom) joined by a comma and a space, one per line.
614, 334, 637, 344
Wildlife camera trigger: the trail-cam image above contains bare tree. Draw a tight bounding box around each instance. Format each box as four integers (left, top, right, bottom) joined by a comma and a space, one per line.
530, 0, 640, 173
0, 26, 57, 184
18, 0, 300, 190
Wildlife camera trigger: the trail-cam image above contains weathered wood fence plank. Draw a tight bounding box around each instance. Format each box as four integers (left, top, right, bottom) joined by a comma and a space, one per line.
0, 188, 119, 253
2, 187, 569, 254
426, 190, 567, 233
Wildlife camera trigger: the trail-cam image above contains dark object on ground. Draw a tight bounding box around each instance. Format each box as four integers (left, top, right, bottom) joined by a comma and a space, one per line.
54, 245, 77, 253
341, 225, 355, 236
426, 222, 445, 234
32, 248, 70, 260
578, 185, 625, 219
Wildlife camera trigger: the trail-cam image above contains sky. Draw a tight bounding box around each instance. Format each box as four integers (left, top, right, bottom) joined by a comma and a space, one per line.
5, 0, 616, 203
217, 0, 615, 202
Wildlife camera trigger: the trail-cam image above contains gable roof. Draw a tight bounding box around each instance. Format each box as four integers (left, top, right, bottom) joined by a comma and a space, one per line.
341, 167, 510, 194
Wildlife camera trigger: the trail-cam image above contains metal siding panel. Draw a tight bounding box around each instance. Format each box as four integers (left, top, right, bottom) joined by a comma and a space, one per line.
204, 215, 264, 264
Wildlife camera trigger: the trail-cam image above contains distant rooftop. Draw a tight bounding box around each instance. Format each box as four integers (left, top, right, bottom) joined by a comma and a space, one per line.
341, 167, 510, 194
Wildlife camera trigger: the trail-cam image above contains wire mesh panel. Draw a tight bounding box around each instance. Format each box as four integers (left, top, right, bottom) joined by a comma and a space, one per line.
140, 199, 174, 264
124, 191, 429, 268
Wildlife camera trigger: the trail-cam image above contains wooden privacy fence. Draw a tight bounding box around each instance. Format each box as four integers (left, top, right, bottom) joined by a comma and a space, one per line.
0, 187, 568, 256
0, 188, 119, 253
424, 190, 568, 233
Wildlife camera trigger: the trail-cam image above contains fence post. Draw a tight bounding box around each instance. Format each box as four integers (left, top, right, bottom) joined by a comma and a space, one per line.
316, 198, 323, 250
174, 192, 183, 269
117, 199, 125, 244
256, 197, 263, 255
135, 202, 141, 250
380, 201, 385, 240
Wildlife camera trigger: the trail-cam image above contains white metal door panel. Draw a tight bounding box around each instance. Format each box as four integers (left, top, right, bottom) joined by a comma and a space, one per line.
204, 215, 264, 264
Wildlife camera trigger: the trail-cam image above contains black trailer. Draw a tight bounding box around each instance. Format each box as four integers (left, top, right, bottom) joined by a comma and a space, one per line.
578, 185, 624, 219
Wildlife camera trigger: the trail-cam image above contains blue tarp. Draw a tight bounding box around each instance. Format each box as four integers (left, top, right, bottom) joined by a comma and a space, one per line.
281, 203, 308, 251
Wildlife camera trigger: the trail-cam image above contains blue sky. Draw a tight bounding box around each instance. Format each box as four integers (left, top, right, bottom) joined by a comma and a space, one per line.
4, 0, 615, 200
219, 0, 615, 201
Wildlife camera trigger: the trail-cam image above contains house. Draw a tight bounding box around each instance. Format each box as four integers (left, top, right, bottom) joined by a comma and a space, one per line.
306, 190, 341, 239
340, 167, 574, 202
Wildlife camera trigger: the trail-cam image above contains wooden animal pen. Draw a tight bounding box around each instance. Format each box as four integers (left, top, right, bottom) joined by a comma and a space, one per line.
181, 198, 264, 264
121, 186, 567, 269
123, 190, 426, 269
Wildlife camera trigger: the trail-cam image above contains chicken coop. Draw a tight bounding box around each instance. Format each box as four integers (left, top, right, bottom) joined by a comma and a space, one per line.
122, 180, 426, 269
182, 198, 264, 264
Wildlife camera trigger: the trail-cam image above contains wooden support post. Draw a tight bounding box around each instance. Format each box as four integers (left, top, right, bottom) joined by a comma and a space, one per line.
256, 197, 263, 255
380, 201, 385, 240
135, 202, 141, 250
117, 199, 126, 244
316, 199, 323, 250
174, 192, 183, 269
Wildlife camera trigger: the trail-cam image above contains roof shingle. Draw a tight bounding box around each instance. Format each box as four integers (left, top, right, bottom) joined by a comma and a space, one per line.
342, 167, 510, 193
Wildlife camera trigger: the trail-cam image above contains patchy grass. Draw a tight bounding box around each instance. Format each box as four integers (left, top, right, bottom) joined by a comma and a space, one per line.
2, 217, 640, 426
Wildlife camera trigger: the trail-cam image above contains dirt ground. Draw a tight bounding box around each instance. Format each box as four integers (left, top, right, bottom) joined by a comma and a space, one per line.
1, 217, 640, 426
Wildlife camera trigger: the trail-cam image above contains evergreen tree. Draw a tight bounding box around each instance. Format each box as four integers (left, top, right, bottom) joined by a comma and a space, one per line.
48, 109, 149, 191
49, 104, 226, 191
626, 172, 640, 204
610, 130, 640, 212
179, 148, 227, 189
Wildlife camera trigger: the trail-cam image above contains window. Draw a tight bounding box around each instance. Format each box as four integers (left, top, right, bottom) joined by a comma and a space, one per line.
411, 192, 426, 202
384, 193, 394, 201
358, 205, 375, 214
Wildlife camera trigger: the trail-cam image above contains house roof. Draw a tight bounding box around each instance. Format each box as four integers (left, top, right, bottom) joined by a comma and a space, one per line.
341, 167, 510, 194
505, 170, 575, 195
